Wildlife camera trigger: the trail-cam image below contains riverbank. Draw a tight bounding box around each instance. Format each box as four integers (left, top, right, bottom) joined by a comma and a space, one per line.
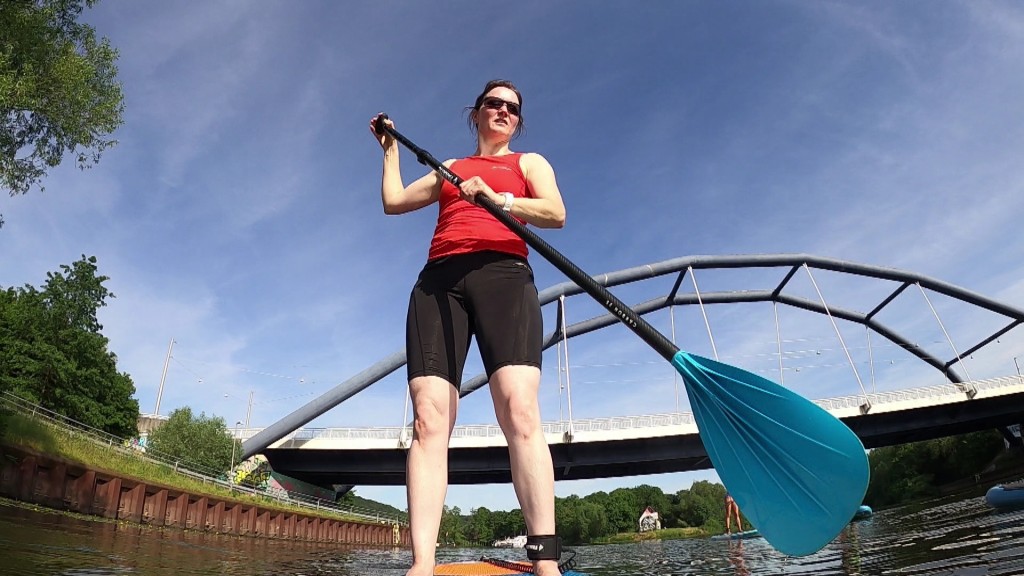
0, 442, 406, 545
0, 405, 409, 546
595, 527, 707, 544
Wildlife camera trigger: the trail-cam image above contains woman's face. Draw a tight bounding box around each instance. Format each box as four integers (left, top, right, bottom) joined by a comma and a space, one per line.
475, 86, 521, 140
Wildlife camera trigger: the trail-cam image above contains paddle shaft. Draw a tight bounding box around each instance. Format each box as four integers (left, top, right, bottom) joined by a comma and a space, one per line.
376, 115, 679, 361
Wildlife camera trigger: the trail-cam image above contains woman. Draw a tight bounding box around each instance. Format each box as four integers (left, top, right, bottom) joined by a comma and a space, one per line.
370, 79, 566, 576
725, 491, 743, 535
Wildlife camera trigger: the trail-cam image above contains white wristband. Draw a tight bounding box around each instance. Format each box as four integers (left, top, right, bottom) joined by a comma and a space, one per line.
500, 192, 515, 212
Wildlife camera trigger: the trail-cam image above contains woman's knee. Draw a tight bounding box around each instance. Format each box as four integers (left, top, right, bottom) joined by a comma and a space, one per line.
410, 378, 455, 440
498, 396, 542, 440
413, 405, 449, 441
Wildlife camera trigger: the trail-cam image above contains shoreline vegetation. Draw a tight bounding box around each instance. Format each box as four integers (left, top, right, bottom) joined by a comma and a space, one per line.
4, 400, 1023, 547
0, 407, 400, 527
595, 527, 707, 544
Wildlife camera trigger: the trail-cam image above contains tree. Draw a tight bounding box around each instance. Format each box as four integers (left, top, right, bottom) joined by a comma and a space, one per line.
675, 480, 726, 531
1, 0, 124, 226
556, 495, 608, 544
438, 505, 467, 546
490, 508, 525, 541
467, 506, 494, 545
0, 255, 138, 438
605, 488, 642, 533
865, 430, 1007, 507
146, 407, 236, 475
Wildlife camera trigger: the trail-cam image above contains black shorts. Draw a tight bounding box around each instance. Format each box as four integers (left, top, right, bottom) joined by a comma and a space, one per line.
406, 251, 543, 387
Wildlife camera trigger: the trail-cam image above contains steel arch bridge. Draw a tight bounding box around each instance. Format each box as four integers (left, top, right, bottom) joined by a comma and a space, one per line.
243, 253, 1024, 461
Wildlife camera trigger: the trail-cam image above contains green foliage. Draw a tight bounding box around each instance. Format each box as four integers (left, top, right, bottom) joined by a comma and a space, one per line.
865, 430, 1007, 507
146, 407, 237, 475
0, 255, 138, 438
439, 505, 468, 546
674, 480, 727, 531
555, 495, 609, 544
339, 491, 409, 522
490, 507, 526, 540
436, 480, 739, 547
0, 0, 125, 226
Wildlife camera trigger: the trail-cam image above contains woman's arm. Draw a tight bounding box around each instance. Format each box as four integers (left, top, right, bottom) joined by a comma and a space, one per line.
512, 152, 566, 228
380, 148, 445, 215
372, 115, 445, 215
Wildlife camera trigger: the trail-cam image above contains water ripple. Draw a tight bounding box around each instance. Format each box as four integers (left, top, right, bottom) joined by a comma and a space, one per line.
2, 488, 1024, 575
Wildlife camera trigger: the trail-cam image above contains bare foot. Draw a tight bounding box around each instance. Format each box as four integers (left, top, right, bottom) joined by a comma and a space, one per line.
535, 559, 560, 576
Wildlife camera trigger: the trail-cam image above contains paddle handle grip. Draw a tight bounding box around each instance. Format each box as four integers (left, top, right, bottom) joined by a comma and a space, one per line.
376, 115, 680, 362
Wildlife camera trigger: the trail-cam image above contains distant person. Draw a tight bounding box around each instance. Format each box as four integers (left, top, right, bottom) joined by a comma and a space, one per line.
370, 79, 566, 576
725, 491, 743, 534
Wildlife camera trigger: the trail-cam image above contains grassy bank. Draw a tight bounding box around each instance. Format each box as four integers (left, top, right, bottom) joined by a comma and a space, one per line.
595, 526, 708, 544
0, 410, 370, 525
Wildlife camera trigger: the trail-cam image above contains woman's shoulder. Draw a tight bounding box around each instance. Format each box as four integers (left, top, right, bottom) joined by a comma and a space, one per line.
517, 151, 555, 177
516, 151, 552, 167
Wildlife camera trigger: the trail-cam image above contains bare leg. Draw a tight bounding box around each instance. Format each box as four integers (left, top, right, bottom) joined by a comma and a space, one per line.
489, 365, 559, 576
406, 376, 458, 576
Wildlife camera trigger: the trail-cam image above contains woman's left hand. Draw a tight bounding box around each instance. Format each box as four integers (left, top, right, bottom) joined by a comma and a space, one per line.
458, 176, 500, 206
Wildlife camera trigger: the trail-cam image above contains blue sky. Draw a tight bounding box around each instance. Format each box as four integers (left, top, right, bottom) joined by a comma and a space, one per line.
4, 1, 1024, 514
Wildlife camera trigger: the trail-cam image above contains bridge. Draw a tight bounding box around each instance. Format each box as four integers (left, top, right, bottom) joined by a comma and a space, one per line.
241, 375, 1024, 486
240, 254, 1024, 489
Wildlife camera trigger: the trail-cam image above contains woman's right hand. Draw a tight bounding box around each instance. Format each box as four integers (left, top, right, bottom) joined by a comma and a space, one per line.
370, 113, 396, 150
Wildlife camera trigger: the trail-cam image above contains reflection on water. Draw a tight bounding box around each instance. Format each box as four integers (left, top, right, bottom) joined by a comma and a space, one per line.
2, 488, 1024, 575
729, 540, 751, 575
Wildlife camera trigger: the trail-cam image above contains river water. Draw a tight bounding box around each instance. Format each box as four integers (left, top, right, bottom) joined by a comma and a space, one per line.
2, 487, 1023, 576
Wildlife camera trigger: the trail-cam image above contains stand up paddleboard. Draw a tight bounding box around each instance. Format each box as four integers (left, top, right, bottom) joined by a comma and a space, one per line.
711, 528, 762, 541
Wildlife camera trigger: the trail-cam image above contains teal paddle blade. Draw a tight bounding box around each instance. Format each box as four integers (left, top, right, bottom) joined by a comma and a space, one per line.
672, 351, 869, 557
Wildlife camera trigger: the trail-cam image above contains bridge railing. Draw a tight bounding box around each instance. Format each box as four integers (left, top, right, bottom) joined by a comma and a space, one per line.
813, 375, 1023, 412
261, 410, 700, 444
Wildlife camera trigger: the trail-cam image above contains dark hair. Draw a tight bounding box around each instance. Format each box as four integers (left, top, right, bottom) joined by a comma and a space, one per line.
465, 79, 525, 139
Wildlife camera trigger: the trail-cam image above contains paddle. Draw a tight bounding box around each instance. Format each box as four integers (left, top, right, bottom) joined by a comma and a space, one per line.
373, 114, 869, 557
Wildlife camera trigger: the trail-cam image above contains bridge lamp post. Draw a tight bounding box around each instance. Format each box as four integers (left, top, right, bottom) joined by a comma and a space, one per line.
229, 420, 243, 482
223, 391, 255, 427
1015, 357, 1022, 383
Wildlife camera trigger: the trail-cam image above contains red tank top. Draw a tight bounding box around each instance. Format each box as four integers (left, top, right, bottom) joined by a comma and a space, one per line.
428, 153, 531, 261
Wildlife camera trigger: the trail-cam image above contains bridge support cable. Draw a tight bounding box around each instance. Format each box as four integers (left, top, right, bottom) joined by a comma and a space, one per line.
774, 302, 786, 385
670, 304, 681, 412
555, 297, 565, 423
399, 384, 412, 449
689, 266, 719, 360
866, 328, 878, 395
915, 282, 977, 399
558, 294, 576, 443
802, 264, 871, 413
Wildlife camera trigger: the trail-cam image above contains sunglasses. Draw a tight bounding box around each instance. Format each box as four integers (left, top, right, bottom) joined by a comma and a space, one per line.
481, 96, 521, 117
